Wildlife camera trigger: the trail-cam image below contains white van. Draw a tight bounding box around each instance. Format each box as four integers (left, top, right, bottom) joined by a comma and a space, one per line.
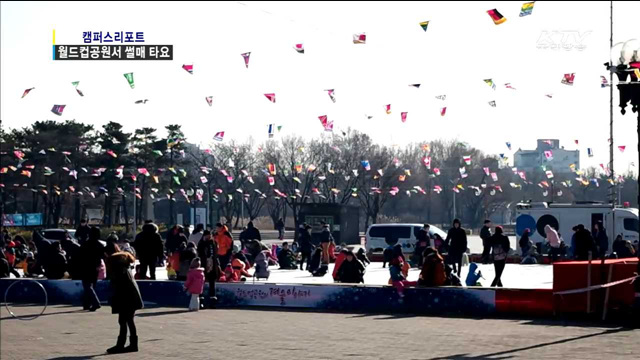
365, 223, 447, 254
515, 202, 639, 252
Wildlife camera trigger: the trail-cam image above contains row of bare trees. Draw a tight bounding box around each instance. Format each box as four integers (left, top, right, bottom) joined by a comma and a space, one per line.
1, 120, 636, 231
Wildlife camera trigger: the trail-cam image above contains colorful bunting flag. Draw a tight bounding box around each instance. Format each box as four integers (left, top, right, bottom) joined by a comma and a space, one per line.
504, 83, 516, 90
206, 96, 213, 107
587, 148, 593, 157
440, 107, 447, 116
561, 73, 575, 86
293, 43, 304, 54
353, 33, 366, 44
51, 105, 66, 116
419, 21, 429, 32
506, 142, 512, 150
487, 9, 507, 25
601, 76, 609, 88
182, 64, 193, 74
385, 104, 391, 114
422, 156, 431, 169
361, 160, 371, 171
213, 131, 225, 141
401, 112, 408, 123
488, 100, 496, 107
463, 155, 471, 165
618, 145, 626, 153
519, 1, 535, 17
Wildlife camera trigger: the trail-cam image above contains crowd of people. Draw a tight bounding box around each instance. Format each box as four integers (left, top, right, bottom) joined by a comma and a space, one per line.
2, 217, 640, 352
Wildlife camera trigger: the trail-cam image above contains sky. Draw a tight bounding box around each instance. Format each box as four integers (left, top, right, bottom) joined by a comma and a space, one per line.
1, 1, 639, 175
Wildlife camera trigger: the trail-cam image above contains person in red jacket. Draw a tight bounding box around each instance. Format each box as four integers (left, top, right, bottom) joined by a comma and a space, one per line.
332, 249, 349, 281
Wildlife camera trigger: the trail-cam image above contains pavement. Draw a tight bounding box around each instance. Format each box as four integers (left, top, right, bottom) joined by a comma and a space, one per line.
1, 305, 638, 359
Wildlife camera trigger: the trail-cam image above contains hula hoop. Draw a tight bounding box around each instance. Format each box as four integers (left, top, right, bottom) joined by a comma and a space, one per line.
4, 280, 48, 321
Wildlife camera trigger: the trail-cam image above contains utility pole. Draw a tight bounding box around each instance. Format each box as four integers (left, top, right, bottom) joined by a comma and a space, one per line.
132, 174, 137, 240
609, 0, 615, 205
169, 146, 174, 225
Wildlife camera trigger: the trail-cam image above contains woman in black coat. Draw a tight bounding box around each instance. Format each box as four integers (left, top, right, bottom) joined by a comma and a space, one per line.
336, 251, 365, 283
80, 227, 105, 311
490, 226, 510, 288
106, 251, 144, 354
445, 219, 467, 277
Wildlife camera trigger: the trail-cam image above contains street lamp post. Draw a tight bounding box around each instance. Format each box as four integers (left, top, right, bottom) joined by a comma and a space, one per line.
607, 39, 640, 207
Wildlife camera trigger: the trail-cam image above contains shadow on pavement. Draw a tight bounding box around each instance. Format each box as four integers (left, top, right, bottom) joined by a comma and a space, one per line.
428, 327, 631, 360
0, 308, 86, 321
45, 355, 105, 360
135, 309, 191, 318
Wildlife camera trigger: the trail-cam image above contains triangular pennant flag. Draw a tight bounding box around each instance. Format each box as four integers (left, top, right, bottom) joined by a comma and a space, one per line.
206, 96, 213, 107
293, 43, 304, 54
123, 72, 134, 89
241, 52, 251, 68
264, 93, 276, 103
419, 21, 429, 32
440, 107, 447, 116
385, 104, 391, 114
182, 64, 193, 74
71, 81, 80, 87
213, 132, 225, 141
409, 84, 421, 88
401, 112, 408, 123
484, 79, 496, 90
325, 89, 336, 103
21, 87, 35, 98
618, 145, 626, 153
76, 89, 84, 97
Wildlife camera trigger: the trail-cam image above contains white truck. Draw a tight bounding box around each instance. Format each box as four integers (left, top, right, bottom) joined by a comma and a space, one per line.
514, 201, 639, 252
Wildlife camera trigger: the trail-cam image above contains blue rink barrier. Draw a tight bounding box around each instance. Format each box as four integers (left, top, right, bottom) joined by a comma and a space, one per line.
0, 279, 497, 316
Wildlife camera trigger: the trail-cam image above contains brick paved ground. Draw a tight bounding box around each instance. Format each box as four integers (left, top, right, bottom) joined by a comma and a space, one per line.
1, 305, 638, 359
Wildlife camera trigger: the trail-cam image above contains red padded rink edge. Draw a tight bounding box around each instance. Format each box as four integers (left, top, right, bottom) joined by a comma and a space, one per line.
495, 288, 554, 316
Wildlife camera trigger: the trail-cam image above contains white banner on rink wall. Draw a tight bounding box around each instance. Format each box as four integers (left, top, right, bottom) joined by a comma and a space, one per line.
217, 283, 341, 307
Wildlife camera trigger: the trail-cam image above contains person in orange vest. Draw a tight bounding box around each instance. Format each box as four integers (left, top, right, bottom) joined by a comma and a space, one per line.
215, 223, 233, 269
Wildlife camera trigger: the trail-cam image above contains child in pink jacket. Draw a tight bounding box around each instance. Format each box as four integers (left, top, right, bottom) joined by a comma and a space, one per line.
184, 258, 205, 311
